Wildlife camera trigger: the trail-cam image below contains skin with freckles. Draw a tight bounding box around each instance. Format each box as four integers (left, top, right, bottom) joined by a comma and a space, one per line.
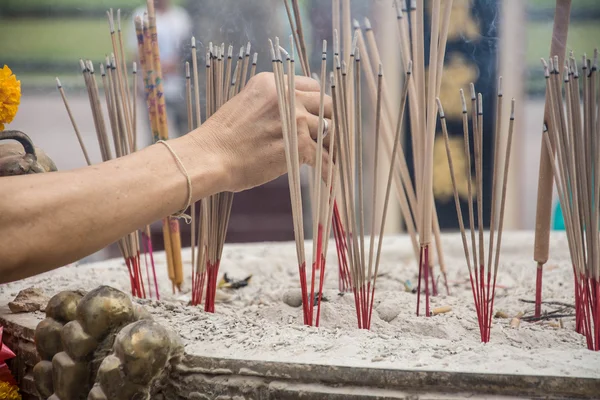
0, 72, 332, 283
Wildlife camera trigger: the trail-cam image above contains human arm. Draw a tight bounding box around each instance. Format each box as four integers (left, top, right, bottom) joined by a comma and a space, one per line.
0, 73, 331, 283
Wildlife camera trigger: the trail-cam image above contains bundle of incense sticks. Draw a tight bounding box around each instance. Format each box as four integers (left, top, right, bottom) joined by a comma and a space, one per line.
347, 0, 453, 316
134, 0, 185, 294
330, 34, 413, 329
55, 9, 159, 300
437, 81, 515, 342
541, 52, 599, 351
285, 0, 453, 304
189, 40, 258, 312
391, 0, 452, 315
284, 0, 353, 293
336, 3, 452, 305
269, 37, 336, 326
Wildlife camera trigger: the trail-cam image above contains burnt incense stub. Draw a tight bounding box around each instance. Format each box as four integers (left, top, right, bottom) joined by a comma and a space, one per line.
32, 286, 183, 400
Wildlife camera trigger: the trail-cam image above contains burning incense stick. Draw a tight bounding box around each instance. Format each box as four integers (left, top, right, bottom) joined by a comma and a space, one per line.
185, 61, 196, 296
189, 36, 210, 307
309, 40, 329, 325
240, 42, 251, 90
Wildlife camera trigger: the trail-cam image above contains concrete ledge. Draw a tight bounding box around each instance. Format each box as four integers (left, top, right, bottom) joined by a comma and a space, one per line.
171, 355, 600, 399
1, 305, 43, 399
3, 302, 599, 399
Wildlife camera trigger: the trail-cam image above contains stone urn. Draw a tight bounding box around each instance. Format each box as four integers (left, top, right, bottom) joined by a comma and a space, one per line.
0, 130, 57, 176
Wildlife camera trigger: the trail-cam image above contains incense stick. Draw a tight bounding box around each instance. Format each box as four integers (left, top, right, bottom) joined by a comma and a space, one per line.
542, 51, 599, 350
185, 61, 196, 294
355, 20, 419, 262
437, 96, 480, 330
240, 42, 251, 90
56, 78, 92, 165
437, 87, 516, 341
368, 63, 412, 328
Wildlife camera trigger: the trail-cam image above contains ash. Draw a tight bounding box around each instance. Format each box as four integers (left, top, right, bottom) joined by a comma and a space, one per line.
2, 232, 599, 378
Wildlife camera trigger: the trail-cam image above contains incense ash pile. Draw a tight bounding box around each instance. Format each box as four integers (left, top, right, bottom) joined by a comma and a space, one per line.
1, 233, 599, 379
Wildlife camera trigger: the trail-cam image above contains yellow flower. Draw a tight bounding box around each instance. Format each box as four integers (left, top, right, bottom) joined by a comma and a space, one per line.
0, 381, 22, 400
0, 65, 22, 131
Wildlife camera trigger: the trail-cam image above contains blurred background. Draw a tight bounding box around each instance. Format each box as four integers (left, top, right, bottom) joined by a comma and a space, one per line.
0, 0, 599, 262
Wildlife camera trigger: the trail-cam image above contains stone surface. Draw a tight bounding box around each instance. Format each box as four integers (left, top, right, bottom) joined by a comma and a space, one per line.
0, 305, 40, 341
52, 351, 90, 400
46, 291, 84, 323
133, 304, 153, 321
188, 393, 210, 400
33, 360, 54, 398
166, 326, 185, 360
76, 286, 134, 339
8, 287, 49, 313
113, 320, 170, 385
35, 318, 64, 360
21, 372, 39, 400
0, 305, 40, 399
61, 320, 98, 361
96, 355, 147, 400
87, 385, 108, 400
282, 289, 303, 308
19, 340, 40, 366
375, 298, 401, 323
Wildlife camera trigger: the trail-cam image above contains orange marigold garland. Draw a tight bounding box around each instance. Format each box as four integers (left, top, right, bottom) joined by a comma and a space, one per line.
0, 65, 22, 131
0, 381, 21, 400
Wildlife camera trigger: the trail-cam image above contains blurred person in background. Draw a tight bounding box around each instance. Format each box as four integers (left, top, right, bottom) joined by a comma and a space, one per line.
128, 0, 192, 139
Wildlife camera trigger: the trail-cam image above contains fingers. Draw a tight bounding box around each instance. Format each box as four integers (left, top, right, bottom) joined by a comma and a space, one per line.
299, 137, 332, 183
294, 75, 321, 92
305, 113, 332, 148
297, 91, 333, 119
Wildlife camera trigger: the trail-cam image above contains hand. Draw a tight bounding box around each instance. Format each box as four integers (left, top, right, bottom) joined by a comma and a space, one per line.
191, 72, 333, 193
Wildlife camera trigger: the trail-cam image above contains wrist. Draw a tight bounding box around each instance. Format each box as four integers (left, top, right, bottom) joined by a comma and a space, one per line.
168, 125, 231, 198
